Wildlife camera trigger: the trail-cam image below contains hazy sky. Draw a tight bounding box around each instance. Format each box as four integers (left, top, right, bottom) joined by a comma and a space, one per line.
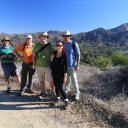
0, 0, 128, 34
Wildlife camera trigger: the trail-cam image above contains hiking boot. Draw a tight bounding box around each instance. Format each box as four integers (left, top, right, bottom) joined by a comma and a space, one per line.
75, 91, 80, 101
6, 87, 11, 93
53, 98, 61, 106
39, 91, 47, 99
25, 89, 33, 94
17, 91, 24, 96
64, 101, 69, 110
49, 92, 56, 98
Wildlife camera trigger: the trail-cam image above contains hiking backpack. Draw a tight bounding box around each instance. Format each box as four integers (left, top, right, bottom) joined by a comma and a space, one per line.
72, 42, 77, 58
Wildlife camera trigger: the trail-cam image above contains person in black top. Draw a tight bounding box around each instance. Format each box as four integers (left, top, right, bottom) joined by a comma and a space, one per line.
50, 41, 69, 110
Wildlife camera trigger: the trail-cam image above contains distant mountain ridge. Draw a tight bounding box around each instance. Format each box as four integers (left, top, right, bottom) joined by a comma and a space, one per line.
1, 23, 128, 47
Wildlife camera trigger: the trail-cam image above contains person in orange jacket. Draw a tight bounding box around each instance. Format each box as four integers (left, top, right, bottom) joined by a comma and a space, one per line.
14, 34, 35, 96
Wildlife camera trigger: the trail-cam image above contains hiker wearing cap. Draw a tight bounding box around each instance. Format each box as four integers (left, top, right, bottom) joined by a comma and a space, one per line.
32, 32, 54, 98
62, 31, 81, 101
0, 36, 20, 93
14, 34, 35, 96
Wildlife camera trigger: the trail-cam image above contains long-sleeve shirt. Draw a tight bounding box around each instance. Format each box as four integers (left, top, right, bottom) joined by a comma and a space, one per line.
33, 42, 54, 67
0, 45, 15, 64
64, 41, 80, 67
51, 51, 67, 80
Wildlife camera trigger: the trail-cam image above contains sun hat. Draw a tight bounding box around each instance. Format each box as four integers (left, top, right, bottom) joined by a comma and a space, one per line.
25, 34, 32, 39
61, 31, 72, 36
1, 36, 10, 42
38, 32, 50, 38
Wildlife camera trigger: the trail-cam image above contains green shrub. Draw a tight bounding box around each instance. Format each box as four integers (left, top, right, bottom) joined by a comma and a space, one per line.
79, 43, 118, 65
112, 52, 128, 68
91, 56, 111, 69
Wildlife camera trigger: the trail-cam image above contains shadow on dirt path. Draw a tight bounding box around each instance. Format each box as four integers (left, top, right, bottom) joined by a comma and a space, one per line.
0, 90, 61, 111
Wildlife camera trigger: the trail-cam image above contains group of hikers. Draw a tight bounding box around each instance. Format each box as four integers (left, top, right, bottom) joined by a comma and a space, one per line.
0, 31, 81, 110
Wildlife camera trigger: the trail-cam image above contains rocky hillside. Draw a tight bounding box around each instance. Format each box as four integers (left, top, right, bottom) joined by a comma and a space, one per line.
1, 23, 128, 47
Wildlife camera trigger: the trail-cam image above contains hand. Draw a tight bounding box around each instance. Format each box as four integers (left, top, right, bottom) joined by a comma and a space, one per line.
31, 65, 36, 69
7, 55, 13, 58
64, 77, 67, 83
2, 54, 8, 58
64, 73, 67, 83
20, 56, 24, 62
75, 66, 80, 71
51, 54, 54, 61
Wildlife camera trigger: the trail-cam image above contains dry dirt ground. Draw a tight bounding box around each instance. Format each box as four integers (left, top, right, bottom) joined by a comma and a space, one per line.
0, 65, 128, 128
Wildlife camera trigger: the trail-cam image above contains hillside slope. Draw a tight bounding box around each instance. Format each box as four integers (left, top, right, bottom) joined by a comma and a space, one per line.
1, 23, 128, 47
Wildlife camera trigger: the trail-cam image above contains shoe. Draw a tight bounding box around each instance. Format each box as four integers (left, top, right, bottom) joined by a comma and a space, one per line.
49, 92, 56, 98
64, 101, 69, 110
53, 99, 61, 106
75, 91, 80, 101
25, 89, 33, 94
17, 91, 24, 96
39, 91, 47, 99
6, 87, 11, 93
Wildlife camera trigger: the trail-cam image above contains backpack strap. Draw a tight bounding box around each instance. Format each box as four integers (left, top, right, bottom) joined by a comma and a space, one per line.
72, 42, 76, 58
22, 43, 26, 51
36, 42, 51, 57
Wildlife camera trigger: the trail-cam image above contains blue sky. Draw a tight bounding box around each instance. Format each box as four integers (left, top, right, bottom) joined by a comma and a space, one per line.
0, 0, 128, 34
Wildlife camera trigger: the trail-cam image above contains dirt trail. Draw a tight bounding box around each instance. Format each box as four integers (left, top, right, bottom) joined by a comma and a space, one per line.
0, 84, 80, 128
0, 66, 90, 128
1, 65, 128, 128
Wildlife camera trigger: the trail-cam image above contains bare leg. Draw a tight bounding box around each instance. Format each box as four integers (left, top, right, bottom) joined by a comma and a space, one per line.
6, 79, 10, 86
40, 81, 45, 92
16, 76, 21, 85
38, 81, 47, 98
50, 80, 54, 92
6, 78, 11, 93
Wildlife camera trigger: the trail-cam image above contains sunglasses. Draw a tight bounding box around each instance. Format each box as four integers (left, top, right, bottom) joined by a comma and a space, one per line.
42, 36, 48, 38
25, 46, 32, 48
2, 40, 10, 42
56, 45, 63, 47
63, 35, 71, 37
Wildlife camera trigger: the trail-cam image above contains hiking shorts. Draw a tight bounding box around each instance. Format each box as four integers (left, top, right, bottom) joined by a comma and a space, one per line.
36, 67, 53, 82
1, 63, 20, 80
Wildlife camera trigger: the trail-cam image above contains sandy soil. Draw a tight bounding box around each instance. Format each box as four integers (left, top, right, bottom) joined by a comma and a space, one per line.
0, 65, 128, 128
0, 66, 98, 128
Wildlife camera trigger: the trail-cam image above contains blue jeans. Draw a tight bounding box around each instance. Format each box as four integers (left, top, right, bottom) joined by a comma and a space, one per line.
64, 67, 80, 94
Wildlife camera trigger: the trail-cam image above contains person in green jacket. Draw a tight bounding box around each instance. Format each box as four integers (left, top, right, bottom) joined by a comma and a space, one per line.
33, 32, 54, 98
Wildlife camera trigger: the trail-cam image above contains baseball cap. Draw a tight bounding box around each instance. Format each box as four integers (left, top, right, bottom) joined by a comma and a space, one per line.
25, 34, 32, 39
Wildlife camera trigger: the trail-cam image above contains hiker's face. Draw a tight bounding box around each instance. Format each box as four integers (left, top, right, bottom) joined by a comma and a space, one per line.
56, 42, 63, 51
63, 35, 71, 42
40, 36, 48, 43
26, 38, 32, 43
2, 40, 10, 47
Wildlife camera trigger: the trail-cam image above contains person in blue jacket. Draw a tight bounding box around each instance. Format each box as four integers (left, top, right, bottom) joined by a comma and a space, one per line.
62, 31, 81, 101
